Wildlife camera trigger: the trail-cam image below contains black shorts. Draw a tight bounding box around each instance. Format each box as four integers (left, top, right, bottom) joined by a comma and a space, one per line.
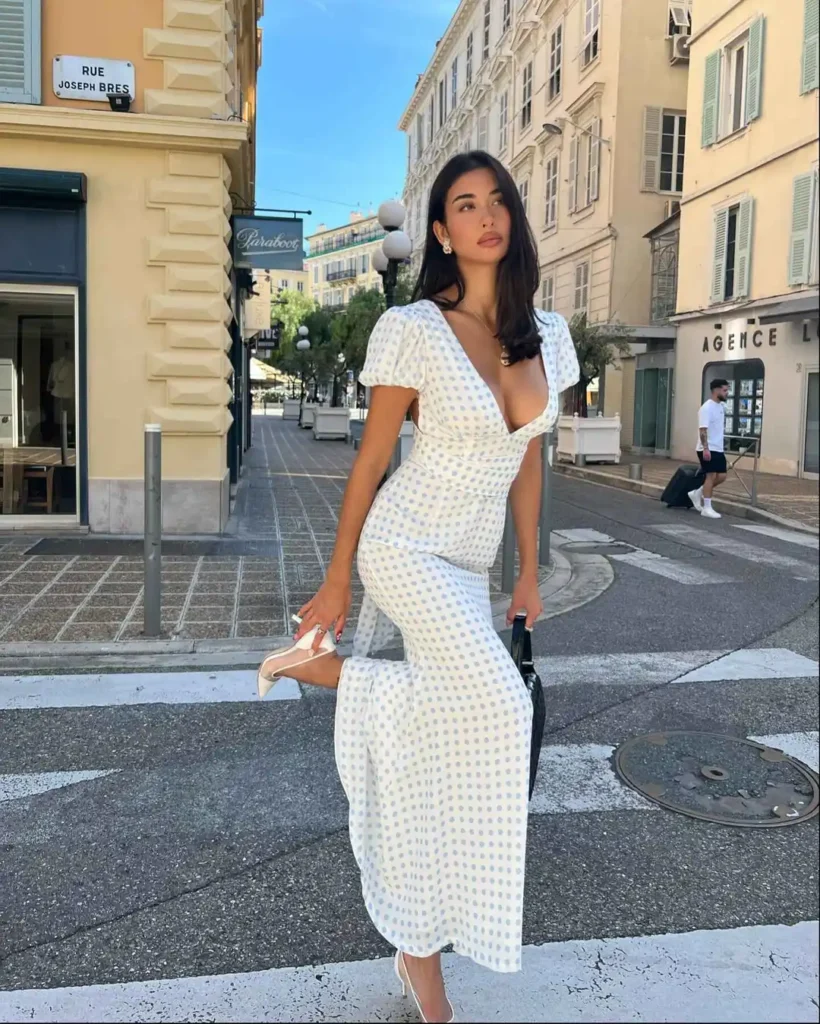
697, 450, 727, 474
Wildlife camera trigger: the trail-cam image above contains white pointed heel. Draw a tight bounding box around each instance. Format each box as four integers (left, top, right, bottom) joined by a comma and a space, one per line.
394, 951, 456, 1023
257, 624, 335, 698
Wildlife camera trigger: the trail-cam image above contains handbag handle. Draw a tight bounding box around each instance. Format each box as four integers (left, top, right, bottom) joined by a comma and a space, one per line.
510, 614, 534, 671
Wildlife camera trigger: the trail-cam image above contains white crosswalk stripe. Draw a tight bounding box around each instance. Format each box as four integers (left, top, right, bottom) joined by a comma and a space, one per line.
734, 523, 820, 550
652, 524, 819, 578
0, 770, 119, 803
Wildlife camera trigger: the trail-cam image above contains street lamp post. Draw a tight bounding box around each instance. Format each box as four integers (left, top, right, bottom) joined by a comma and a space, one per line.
296, 325, 310, 426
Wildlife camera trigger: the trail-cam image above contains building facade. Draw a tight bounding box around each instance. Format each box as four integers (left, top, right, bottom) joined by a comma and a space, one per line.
672, 0, 819, 477
261, 268, 308, 296
398, 0, 691, 437
305, 213, 386, 311
0, 0, 262, 532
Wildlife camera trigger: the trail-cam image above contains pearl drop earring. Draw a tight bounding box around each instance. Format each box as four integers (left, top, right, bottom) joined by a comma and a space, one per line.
442, 240, 453, 255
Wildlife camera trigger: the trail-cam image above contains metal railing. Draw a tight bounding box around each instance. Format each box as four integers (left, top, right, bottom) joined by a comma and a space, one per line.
308, 229, 385, 258
725, 434, 761, 506
326, 268, 358, 282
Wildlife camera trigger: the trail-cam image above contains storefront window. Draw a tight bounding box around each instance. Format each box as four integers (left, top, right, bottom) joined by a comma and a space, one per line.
0, 291, 78, 517
703, 358, 764, 454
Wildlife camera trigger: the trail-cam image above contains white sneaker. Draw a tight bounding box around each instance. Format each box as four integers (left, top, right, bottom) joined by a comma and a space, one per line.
701, 506, 721, 519
689, 487, 703, 511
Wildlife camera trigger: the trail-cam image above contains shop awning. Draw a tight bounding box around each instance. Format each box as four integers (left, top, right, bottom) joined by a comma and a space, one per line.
758, 291, 819, 324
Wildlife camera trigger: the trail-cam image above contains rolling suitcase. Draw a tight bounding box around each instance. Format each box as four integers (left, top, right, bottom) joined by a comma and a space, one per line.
660, 464, 705, 508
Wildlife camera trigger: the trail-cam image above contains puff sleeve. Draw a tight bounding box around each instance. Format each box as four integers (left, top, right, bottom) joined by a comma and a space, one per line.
358, 306, 426, 392
538, 310, 580, 395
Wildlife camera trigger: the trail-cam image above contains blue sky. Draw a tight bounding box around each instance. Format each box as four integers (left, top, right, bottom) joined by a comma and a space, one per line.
256, 0, 457, 238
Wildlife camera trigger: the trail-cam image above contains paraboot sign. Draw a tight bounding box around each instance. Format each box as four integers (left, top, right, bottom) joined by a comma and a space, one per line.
233, 216, 304, 271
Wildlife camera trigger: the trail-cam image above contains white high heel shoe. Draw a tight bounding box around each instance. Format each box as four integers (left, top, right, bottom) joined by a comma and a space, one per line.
394, 950, 456, 1023
257, 621, 335, 698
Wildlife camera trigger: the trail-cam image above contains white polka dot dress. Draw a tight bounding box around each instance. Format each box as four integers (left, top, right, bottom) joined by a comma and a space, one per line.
335, 299, 580, 973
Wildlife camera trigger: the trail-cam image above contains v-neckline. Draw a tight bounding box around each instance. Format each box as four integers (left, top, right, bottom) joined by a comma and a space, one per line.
426, 300, 550, 437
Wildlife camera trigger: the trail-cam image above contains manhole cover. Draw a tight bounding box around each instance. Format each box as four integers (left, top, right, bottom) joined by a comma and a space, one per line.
614, 731, 819, 827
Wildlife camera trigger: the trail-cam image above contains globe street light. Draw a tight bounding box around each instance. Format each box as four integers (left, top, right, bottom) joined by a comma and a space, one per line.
296, 325, 310, 425
376, 199, 412, 309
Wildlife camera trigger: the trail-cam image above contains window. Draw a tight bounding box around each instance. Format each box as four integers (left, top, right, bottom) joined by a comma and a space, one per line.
466, 32, 474, 86
574, 262, 590, 313
451, 57, 458, 111
502, 0, 511, 34
478, 111, 489, 150
789, 170, 819, 286
439, 79, 446, 126
518, 179, 529, 216
498, 90, 509, 151
582, 0, 600, 68
541, 275, 555, 312
313, 265, 319, 284
279, 278, 289, 289
801, 0, 819, 94
649, 224, 679, 322
428, 96, 435, 142
659, 112, 686, 193
548, 24, 563, 102
297, 280, 304, 293
0, 0, 41, 104
711, 198, 754, 302
521, 61, 533, 129
585, 122, 601, 205
483, 0, 491, 61
362, 253, 370, 275
668, 1, 692, 37
569, 120, 602, 211
702, 17, 765, 146
545, 154, 559, 228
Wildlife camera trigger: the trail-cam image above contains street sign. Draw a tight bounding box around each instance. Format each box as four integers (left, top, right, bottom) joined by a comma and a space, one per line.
53, 56, 135, 101
233, 216, 304, 271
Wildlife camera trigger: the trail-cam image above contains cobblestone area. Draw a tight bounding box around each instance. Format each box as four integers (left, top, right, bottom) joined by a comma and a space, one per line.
0, 414, 544, 644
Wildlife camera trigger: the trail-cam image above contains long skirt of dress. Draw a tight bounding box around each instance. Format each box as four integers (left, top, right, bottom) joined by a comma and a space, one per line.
334, 539, 532, 974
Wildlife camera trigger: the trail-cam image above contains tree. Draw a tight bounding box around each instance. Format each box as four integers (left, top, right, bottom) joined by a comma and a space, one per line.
392, 264, 416, 307
566, 313, 633, 417
272, 288, 316, 347
332, 288, 385, 377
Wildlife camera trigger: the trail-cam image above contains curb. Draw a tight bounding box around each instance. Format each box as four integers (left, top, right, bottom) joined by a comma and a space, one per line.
0, 541, 613, 674
553, 463, 818, 535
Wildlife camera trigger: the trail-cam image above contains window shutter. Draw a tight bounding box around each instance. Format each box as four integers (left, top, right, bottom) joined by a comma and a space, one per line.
711, 208, 729, 303
735, 197, 755, 299
744, 16, 765, 122
589, 118, 601, 201
788, 172, 815, 286
701, 50, 721, 147
640, 106, 662, 192
568, 135, 578, 212
802, 0, 819, 94
0, 0, 41, 104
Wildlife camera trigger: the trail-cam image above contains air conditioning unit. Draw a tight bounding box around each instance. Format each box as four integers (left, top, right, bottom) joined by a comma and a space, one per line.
670, 34, 691, 63
663, 199, 681, 219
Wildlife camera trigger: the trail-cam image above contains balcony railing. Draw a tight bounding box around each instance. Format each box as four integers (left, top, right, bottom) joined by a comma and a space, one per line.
323, 302, 346, 313
326, 268, 358, 282
309, 228, 385, 258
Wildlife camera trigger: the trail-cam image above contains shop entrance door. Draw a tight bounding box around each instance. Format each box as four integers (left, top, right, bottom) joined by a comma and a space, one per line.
803, 370, 819, 478
634, 367, 673, 455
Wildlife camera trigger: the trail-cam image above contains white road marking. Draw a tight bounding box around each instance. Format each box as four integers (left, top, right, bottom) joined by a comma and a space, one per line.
0, 770, 118, 803
529, 732, 818, 815
554, 528, 617, 544
0, 671, 300, 710
652, 523, 818, 577
610, 548, 732, 584
1, 922, 816, 1023
675, 648, 819, 684
533, 650, 721, 688
735, 523, 820, 550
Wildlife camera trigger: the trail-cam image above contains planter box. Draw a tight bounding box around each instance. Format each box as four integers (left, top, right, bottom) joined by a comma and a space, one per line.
313, 407, 350, 441
556, 413, 622, 465
282, 399, 301, 420
301, 403, 317, 429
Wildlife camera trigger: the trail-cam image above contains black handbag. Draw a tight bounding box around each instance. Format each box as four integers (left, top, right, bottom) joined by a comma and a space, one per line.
510, 614, 546, 800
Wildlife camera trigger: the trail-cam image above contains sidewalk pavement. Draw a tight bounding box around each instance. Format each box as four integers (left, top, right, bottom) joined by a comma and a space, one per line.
554, 452, 819, 532
0, 413, 565, 649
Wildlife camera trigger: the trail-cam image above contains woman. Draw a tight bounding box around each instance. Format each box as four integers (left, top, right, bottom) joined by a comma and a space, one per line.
257, 150, 579, 1023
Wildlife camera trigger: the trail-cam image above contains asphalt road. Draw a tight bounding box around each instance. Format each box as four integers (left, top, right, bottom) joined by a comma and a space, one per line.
0, 477, 818, 1022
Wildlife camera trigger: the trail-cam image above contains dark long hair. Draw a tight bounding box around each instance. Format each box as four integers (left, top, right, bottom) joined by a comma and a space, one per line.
412, 150, 541, 365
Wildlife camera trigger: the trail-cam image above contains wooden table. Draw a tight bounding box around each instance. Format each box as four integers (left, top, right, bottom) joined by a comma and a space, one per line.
1, 447, 76, 515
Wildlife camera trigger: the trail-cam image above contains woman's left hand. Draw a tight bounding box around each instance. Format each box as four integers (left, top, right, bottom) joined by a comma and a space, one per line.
506, 573, 543, 630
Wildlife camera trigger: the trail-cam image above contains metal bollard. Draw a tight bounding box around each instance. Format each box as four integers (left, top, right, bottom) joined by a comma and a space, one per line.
538, 430, 554, 566
501, 500, 516, 595
144, 424, 162, 637
751, 440, 760, 507
629, 463, 643, 481
576, 453, 587, 467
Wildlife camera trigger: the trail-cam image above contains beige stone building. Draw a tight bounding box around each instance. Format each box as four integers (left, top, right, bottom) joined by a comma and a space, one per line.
259, 268, 308, 297
0, 0, 263, 532
305, 213, 386, 311
671, 0, 819, 477
399, 0, 692, 433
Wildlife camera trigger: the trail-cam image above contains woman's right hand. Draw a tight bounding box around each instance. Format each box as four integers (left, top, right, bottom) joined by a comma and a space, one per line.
295, 568, 352, 651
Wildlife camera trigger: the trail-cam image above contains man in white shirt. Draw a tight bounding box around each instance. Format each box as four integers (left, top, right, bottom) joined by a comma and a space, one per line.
689, 378, 729, 519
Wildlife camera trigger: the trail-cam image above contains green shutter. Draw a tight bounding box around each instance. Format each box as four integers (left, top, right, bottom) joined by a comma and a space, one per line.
0, 0, 40, 104
745, 16, 765, 122
802, 0, 819, 94
711, 208, 729, 302
735, 197, 755, 299
701, 50, 721, 147
788, 172, 816, 286
641, 106, 662, 192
